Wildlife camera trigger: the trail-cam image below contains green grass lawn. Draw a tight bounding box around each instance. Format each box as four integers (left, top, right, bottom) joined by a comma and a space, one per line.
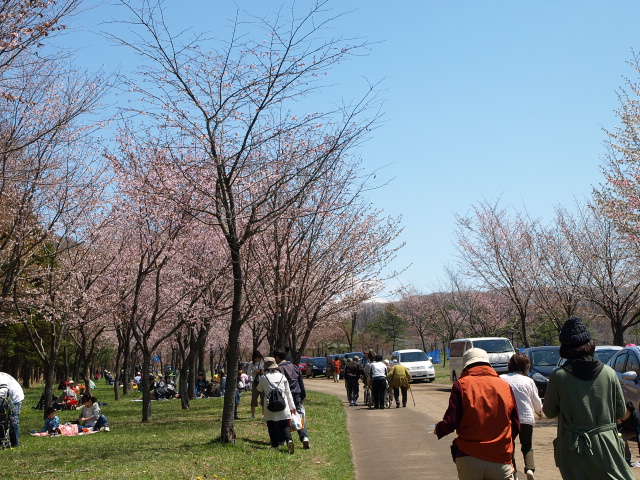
434, 362, 453, 384
4, 385, 354, 480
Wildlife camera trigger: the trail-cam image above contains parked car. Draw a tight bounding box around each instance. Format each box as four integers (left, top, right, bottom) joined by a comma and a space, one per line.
449, 337, 516, 381
391, 349, 436, 382
305, 357, 328, 378
521, 346, 561, 398
298, 356, 311, 375
605, 346, 640, 408
558, 345, 623, 366
343, 351, 366, 366
594, 346, 624, 365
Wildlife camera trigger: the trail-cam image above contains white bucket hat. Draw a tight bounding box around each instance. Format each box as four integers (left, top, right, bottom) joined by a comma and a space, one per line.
462, 348, 490, 370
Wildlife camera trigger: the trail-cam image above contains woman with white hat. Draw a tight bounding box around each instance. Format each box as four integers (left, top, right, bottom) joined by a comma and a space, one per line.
257, 356, 297, 454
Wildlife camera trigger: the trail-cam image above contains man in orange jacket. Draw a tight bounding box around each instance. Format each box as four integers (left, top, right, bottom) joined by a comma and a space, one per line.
434, 348, 520, 479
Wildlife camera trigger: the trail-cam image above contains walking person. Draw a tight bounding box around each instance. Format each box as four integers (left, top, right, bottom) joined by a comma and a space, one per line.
500, 353, 543, 480
369, 355, 388, 410
0, 372, 24, 447
345, 356, 363, 406
387, 361, 412, 408
333, 357, 342, 382
435, 348, 520, 480
543, 317, 634, 480
257, 357, 297, 454
247, 350, 265, 418
274, 349, 311, 450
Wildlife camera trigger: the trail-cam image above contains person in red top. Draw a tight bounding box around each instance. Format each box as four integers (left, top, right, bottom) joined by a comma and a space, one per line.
435, 348, 520, 480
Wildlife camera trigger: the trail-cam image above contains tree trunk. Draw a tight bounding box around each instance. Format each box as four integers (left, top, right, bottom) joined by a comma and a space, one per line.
122, 342, 132, 395
43, 360, 56, 415
520, 313, 530, 348
83, 363, 92, 397
613, 324, 626, 347
141, 351, 153, 422
113, 344, 122, 401
180, 363, 191, 410
220, 243, 243, 443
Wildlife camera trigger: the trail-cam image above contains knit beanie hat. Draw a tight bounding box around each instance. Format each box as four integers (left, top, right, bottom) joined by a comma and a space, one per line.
559, 317, 591, 347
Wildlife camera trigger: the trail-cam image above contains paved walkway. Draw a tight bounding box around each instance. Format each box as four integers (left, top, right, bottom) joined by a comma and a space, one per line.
306, 379, 461, 480
306, 377, 640, 480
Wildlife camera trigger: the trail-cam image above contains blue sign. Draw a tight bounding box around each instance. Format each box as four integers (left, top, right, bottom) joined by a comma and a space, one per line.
152, 355, 161, 361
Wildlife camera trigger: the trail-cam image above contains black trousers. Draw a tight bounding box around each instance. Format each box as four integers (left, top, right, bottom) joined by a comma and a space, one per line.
266, 419, 292, 448
518, 423, 535, 472
393, 386, 408, 406
372, 377, 386, 409
346, 377, 360, 403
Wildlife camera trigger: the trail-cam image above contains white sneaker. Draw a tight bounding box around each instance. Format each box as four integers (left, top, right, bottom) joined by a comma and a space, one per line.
287, 439, 295, 455
629, 461, 640, 468
302, 437, 310, 450
525, 470, 535, 480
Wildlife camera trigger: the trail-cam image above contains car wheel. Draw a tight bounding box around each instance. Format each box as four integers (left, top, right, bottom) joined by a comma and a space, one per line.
427, 378, 434, 383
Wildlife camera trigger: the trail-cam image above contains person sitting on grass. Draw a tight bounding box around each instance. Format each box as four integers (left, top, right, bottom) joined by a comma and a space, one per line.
42, 407, 61, 435
77, 394, 110, 432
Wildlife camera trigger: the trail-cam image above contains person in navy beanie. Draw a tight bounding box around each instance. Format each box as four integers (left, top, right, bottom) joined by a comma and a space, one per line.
543, 317, 634, 480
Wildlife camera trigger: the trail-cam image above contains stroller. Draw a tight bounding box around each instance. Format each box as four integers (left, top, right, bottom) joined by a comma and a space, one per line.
0, 384, 12, 449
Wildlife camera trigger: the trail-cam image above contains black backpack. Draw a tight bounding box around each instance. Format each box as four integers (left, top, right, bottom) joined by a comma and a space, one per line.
265, 376, 287, 412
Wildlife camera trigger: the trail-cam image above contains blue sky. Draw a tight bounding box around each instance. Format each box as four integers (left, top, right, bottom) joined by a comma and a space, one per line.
60, 1, 640, 297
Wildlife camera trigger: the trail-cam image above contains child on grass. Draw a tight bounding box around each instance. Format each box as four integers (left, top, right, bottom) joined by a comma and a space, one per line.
42, 406, 61, 435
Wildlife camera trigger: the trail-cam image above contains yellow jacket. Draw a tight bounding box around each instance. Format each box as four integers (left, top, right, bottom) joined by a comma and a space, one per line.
388, 364, 412, 388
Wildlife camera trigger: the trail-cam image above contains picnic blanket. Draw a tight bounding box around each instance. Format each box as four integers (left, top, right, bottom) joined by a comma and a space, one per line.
30, 424, 100, 436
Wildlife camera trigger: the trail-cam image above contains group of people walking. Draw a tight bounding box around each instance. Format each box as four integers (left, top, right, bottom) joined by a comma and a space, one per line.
435, 316, 638, 480
337, 352, 412, 409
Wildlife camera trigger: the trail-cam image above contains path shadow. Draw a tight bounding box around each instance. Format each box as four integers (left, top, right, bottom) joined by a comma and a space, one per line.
431, 387, 453, 393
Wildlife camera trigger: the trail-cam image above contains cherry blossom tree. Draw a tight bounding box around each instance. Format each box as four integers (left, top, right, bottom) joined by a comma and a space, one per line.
110, 0, 381, 442
531, 209, 594, 332
248, 163, 402, 359
596, 53, 640, 239
556, 202, 640, 346
389, 287, 439, 354
10, 141, 112, 408
0, 0, 80, 78
455, 199, 539, 347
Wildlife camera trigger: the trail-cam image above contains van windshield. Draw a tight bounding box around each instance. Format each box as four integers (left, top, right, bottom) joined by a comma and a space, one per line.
399, 351, 429, 362
473, 339, 514, 354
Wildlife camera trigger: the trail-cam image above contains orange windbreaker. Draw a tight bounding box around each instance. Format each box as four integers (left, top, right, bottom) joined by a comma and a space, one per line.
455, 365, 519, 464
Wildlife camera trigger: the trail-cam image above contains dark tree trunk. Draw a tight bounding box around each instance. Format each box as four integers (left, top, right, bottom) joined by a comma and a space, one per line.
141, 352, 153, 422
220, 243, 243, 443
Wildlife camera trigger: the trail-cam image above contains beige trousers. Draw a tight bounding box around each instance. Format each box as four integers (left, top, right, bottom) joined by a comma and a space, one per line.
455, 455, 516, 480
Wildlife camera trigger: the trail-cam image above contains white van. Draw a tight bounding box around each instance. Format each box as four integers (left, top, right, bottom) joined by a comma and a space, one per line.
391, 349, 436, 383
449, 337, 515, 381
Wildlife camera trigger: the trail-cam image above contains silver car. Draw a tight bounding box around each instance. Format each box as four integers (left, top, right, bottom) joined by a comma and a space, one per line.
607, 346, 640, 408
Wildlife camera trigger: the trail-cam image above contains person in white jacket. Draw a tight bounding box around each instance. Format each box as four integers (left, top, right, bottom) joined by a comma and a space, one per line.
257, 357, 297, 454
500, 353, 543, 480
0, 372, 25, 447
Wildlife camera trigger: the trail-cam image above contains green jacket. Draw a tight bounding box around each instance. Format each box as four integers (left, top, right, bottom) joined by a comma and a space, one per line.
387, 364, 411, 389
543, 362, 634, 480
